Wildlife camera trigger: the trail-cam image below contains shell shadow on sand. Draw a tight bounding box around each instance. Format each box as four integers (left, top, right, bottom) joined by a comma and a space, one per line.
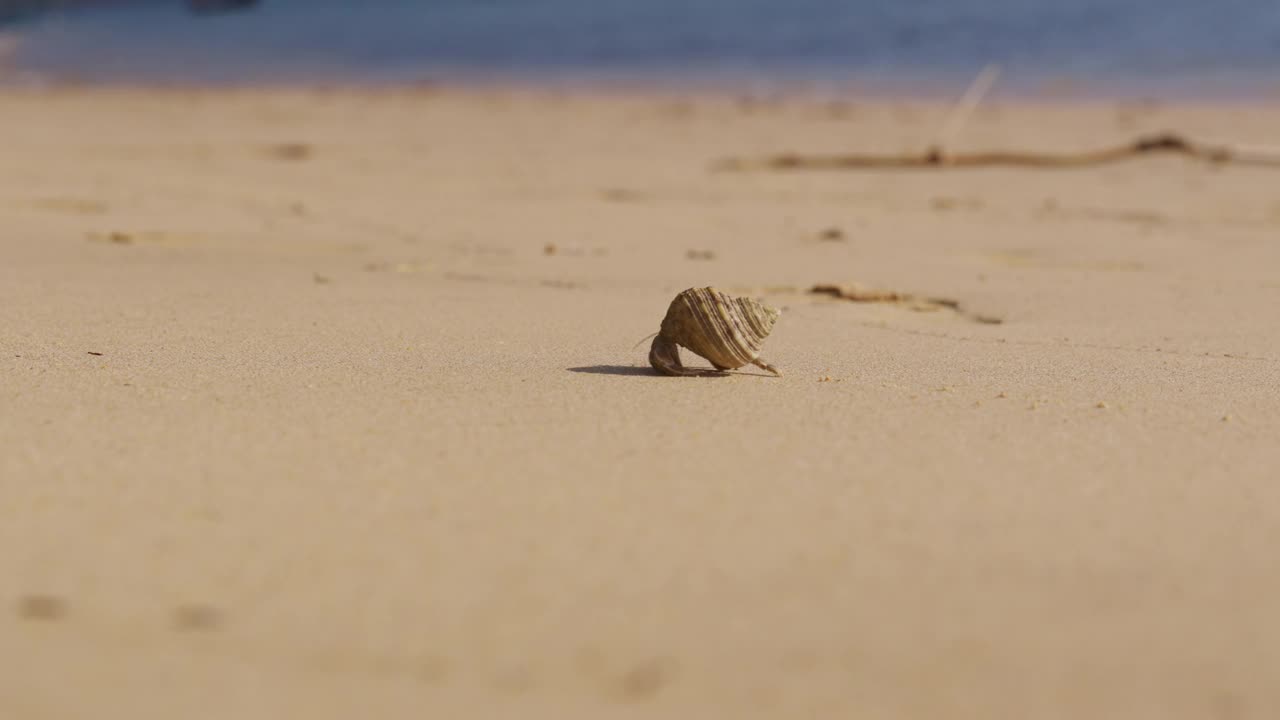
567, 365, 778, 378
568, 365, 661, 377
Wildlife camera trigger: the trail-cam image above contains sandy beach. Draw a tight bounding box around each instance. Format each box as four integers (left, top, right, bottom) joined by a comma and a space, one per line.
2, 86, 1279, 718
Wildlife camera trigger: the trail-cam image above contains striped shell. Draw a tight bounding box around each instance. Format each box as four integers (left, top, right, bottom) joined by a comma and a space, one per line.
649, 287, 781, 376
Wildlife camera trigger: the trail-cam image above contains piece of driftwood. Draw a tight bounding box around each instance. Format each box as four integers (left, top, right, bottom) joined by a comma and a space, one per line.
719, 133, 1280, 171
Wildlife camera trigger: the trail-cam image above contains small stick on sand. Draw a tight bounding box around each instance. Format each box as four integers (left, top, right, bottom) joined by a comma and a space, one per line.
931, 64, 1002, 160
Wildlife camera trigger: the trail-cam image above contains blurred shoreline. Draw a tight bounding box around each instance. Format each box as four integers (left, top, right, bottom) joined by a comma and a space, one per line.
0, 71, 1278, 107
0, 51, 1277, 106
2, 0, 1279, 102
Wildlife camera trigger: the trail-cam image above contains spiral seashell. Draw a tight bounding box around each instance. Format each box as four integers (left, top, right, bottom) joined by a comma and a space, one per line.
649, 287, 781, 376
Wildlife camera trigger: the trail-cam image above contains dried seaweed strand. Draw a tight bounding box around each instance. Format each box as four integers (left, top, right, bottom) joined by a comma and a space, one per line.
810, 284, 1002, 325
719, 133, 1280, 172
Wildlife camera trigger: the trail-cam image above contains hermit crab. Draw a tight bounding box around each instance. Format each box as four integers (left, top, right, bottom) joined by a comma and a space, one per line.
648, 287, 781, 376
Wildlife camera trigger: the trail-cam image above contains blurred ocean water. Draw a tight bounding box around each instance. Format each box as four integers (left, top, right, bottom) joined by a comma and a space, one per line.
3, 0, 1280, 96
